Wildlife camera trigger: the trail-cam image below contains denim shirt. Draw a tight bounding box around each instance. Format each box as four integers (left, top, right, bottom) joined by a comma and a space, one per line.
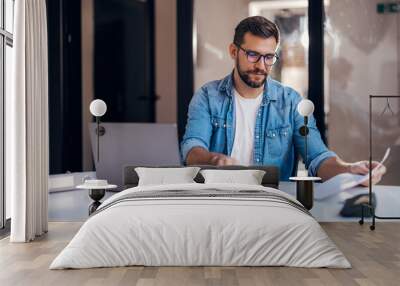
180, 73, 337, 180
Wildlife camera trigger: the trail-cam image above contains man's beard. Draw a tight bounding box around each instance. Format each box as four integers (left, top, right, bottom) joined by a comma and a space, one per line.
236, 58, 267, 88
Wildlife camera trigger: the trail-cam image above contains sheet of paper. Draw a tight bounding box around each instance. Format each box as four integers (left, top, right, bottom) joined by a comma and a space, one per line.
314, 148, 390, 200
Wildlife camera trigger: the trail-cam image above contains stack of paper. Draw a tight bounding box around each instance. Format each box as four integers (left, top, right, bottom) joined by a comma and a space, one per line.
314, 148, 390, 200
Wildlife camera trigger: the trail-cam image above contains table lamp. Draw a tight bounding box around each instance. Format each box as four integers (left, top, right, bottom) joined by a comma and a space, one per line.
89, 99, 107, 162
289, 99, 321, 210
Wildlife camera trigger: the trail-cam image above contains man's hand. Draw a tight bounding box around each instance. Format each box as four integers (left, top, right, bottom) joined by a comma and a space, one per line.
317, 156, 387, 185
209, 154, 238, 166
349, 161, 387, 187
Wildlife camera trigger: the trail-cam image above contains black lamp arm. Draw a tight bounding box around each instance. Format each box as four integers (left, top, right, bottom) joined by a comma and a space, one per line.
298, 116, 310, 170
96, 117, 100, 162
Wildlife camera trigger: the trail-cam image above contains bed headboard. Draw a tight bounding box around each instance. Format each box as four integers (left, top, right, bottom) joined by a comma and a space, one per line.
123, 165, 280, 189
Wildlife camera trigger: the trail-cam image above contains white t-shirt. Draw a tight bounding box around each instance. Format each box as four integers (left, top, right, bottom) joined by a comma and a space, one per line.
231, 89, 263, 165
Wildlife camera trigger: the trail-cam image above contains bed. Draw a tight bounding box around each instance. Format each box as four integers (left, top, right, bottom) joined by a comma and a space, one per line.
50, 165, 350, 269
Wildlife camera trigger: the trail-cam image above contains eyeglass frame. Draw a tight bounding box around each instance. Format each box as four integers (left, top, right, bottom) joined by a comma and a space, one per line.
234, 43, 279, 66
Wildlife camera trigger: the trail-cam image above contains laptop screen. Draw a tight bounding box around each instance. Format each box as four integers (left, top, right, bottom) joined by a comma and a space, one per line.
89, 122, 182, 186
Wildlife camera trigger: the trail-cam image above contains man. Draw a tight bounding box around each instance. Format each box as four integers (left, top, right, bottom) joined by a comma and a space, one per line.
180, 16, 385, 185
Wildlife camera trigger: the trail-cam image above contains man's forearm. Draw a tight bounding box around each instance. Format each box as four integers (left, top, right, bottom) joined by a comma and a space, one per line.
186, 147, 237, 166
317, 156, 351, 181
186, 147, 215, 165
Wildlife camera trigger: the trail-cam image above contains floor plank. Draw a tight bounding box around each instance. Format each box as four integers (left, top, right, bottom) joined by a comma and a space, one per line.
0, 222, 399, 286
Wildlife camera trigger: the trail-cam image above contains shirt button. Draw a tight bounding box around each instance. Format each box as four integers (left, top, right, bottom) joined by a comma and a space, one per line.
256, 135, 259, 139
272, 133, 276, 137
256, 158, 260, 162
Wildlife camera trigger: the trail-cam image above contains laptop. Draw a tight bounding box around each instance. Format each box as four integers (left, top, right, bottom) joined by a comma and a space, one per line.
89, 122, 182, 187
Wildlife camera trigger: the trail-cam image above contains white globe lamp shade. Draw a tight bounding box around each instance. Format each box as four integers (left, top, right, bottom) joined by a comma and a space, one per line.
297, 99, 314, 117
90, 99, 107, 117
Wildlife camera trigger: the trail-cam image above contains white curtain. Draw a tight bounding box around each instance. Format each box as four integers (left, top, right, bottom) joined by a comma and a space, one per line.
8, 0, 49, 242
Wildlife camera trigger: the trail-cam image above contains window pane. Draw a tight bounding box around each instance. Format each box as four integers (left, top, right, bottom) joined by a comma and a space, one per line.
6, 0, 14, 34
5, 44, 13, 219
325, 1, 400, 186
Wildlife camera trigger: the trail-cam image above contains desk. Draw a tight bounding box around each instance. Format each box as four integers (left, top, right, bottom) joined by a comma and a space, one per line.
279, 181, 400, 222
49, 182, 400, 222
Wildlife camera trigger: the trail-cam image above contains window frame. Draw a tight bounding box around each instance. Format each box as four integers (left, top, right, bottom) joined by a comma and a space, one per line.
0, 0, 13, 231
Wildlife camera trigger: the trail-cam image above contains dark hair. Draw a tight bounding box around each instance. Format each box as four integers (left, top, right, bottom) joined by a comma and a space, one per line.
233, 16, 280, 46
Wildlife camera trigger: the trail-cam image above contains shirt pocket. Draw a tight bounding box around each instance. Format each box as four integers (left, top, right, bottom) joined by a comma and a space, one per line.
210, 116, 227, 153
266, 125, 291, 157
211, 116, 227, 129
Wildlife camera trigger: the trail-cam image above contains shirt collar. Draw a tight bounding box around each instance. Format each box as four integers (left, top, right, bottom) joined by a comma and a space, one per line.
218, 72, 278, 102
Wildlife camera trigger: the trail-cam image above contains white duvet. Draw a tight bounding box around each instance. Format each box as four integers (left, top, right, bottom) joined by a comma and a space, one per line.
50, 183, 351, 269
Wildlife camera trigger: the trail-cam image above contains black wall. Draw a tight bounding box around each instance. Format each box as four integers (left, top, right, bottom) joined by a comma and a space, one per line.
94, 0, 155, 123
308, 0, 326, 143
47, 0, 82, 174
177, 0, 194, 141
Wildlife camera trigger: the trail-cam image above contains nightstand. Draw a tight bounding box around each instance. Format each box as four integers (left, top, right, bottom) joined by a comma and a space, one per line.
76, 181, 117, 215
289, 176, 321, 210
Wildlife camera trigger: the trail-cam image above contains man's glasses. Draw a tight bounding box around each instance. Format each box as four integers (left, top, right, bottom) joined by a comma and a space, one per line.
235, 44, 279, 66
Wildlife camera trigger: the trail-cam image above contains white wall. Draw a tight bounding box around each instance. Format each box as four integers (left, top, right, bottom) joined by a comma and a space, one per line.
194, 0, 248, 90
155, 0, 177, 123
81, 0, 94, 172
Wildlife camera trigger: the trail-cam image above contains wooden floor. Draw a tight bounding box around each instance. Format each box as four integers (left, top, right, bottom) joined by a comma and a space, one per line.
0, 222, 399, 286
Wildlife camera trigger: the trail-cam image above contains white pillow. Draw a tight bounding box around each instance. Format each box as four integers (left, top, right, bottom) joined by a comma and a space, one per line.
135, 167, 201, 186
200, 169, 266, 185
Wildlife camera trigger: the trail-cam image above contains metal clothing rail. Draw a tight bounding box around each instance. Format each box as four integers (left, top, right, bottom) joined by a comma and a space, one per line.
360, 95, 400, 230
